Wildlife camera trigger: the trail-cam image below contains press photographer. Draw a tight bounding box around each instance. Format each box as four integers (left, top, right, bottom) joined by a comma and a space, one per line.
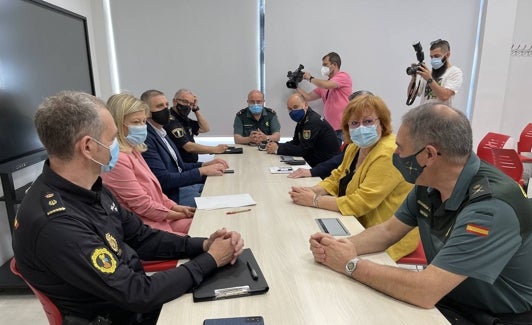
406, 39, 463, 107
294, 52, 352, 145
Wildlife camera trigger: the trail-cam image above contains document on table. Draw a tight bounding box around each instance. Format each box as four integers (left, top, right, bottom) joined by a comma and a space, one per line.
195, 193, 257, 210
269, 166, 293, 174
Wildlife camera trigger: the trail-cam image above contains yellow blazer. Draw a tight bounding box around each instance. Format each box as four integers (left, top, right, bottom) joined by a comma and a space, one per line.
319, 134, 419, 260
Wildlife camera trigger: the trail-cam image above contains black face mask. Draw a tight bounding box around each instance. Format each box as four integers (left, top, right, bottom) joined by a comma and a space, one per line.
151, 108, 170, 126
175, 104, 192, 117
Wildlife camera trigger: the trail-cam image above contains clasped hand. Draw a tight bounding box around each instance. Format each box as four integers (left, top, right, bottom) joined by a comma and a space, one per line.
289, 186, 314, 206
309, 232, 358, 275
204, 228, 244, 267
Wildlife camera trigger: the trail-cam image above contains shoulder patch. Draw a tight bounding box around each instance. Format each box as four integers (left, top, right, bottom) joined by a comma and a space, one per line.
171, 127, 186, 138
302, 129, 311, 140
91, 247, 117, 274
41, 191, 66, 217
237, 108, 248, 116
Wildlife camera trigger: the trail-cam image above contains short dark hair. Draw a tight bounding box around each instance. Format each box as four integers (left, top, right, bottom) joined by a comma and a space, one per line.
348, 90, 374, 101
323, 52, 341, 68
140, 89, 165, 104
430, 39, 450, 52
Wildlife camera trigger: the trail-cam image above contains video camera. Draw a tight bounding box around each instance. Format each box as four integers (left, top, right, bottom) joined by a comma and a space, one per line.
286, 64, 304, 89
405, 42, 425, 75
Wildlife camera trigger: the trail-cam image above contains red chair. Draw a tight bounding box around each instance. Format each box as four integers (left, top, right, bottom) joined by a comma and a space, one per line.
9, 258, 63, 325
518, 123, 532, 155
477, 132, 513, 164
490, 148, 524, 186
397, 242, 427, 266
141, 260, 179, 272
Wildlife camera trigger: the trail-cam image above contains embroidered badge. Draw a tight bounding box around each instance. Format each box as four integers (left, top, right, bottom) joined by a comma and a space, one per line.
466, 224, 489, 237
303, 130, 311, 140
172, 128, 185, 138
13, 217, 19, 230
105, 233, 119, 253
91, 247, 117, 274
265, 121, 270, 127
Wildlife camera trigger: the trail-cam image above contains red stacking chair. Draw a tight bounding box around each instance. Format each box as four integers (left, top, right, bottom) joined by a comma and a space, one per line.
142, 260, 179, 272
518, 123, 532, 155
10, 258, 63, 325
477, 132, 513, 165
397, 242, 427, 266
490, 148, 524, 186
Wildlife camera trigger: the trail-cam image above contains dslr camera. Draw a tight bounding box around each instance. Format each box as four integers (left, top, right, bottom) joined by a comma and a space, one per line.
286, 64, 304, 89
405, 42, 425, 76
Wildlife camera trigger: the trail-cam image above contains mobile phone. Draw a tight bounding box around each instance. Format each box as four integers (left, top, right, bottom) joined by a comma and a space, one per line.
224, 169, 235, 174
203, 316, 264, 325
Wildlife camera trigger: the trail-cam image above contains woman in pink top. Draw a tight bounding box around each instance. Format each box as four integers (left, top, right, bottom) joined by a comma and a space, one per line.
101, 93, 193, 235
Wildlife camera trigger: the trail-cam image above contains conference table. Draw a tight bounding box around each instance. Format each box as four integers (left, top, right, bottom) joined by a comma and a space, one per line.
157, 146, 448, 324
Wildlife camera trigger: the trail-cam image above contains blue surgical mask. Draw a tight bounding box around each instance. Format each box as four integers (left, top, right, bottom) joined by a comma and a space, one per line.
249, 104, 263, 115
392, 147, 426, 184
349, 125, 380, 148
126, 125, 147, 146
431, 57, 444, 70
90, 138, 120, 173
289, 108, 305, 122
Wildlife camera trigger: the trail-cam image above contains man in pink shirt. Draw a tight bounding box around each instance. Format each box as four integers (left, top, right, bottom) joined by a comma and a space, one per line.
297, 52, 352, 145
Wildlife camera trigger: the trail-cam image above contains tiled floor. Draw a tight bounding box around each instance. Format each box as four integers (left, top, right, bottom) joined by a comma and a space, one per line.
0, 289, 47, 324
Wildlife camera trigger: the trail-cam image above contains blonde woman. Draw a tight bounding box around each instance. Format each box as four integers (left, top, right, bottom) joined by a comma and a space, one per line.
290, 94, 419, 260
101, 93, 193, 235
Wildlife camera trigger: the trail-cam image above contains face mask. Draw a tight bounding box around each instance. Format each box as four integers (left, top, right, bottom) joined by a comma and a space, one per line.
249, 104, 263, 115
176, 103, 192, 117
151, 108, 170, 126
392, 147, 426, 184
91, 138, 120, 173
125, 125, 147, 146
431, 57, 444, 70
289, 108, 305, 122
321, 66, 331, 77
349, 125, 380, 148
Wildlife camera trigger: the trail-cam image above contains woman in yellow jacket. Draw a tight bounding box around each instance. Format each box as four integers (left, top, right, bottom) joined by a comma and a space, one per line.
289, 93, 419, 260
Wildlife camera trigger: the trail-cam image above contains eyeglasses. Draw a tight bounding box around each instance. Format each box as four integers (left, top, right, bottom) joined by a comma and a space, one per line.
175, 98, 194, 106
348, 118, 379, 129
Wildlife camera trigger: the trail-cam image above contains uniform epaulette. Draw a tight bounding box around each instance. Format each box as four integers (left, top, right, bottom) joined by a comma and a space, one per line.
40, 191, 67, 217
265, 107, 277, 114
237, 108, 248, 116
468, 175, 493, 203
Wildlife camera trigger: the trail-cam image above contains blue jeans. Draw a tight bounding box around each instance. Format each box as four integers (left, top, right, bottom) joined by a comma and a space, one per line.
179, 183, 203, 207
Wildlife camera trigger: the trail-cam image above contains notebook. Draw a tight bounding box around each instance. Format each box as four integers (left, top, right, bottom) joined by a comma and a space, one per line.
193, 248, 269, 302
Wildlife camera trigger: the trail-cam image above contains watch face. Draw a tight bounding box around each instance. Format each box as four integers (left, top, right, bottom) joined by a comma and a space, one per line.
347, 261, 355, 272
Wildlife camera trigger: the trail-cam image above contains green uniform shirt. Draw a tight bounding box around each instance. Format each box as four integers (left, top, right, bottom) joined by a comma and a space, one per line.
233, 107, 280, 137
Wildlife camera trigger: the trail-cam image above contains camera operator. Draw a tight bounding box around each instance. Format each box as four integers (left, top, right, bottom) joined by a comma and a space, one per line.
408, 39, 463, 107
296, 52, 352, 145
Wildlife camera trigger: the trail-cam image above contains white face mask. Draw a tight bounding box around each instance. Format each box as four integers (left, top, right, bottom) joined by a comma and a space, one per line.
321, 66, 331, 77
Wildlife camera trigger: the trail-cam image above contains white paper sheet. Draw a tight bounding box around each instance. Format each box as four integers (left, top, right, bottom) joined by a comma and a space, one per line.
195, 193, 257, 210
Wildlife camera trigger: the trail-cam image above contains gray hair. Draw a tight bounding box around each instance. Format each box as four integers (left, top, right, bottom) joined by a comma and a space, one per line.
174, 88, 192, 100
140, 89, 164, 104
34, 91, 105, 160
401, 103, 472, 164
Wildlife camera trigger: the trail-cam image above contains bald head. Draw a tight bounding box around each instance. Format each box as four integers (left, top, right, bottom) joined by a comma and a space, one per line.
287, 93, 307, 108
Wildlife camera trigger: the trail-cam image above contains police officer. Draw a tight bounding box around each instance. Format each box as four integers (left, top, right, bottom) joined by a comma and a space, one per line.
165, 89, 228, 163
233, 89, 281, 145
12, 91, 244, 325
265, 93, 340, 167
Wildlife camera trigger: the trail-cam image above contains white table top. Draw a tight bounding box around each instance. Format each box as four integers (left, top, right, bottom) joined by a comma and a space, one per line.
157, 146, 448, 324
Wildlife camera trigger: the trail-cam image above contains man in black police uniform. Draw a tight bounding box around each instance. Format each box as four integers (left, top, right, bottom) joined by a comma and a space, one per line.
265, 93, 339, 167
233, 89, 281, 145
12, 91, 244, 325
165, 89, 228, 163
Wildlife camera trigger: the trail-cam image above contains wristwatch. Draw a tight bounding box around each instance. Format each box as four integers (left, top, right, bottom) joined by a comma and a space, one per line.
426, 78, 433, 85
345, 257, 360, 276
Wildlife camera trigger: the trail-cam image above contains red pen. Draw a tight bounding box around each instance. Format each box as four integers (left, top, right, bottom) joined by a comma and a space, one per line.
226, 208, 252, 215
